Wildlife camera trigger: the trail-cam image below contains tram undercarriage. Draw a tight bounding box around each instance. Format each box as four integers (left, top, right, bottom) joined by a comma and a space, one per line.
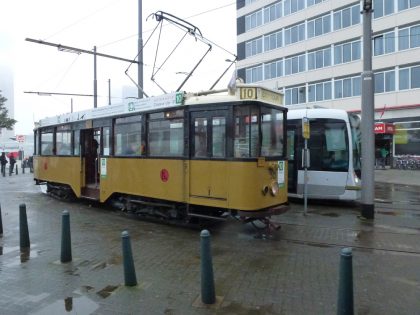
37, 180, 286, 235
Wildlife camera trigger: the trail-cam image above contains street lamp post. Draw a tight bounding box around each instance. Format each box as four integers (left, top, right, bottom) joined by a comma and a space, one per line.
361, 0, 375, 219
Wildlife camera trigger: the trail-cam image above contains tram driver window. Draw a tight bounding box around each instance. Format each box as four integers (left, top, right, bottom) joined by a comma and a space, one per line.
234, 105, 259, 158
261, 107, 284, 156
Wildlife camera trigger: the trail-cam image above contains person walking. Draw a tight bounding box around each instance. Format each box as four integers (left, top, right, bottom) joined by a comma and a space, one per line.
9, 155, 16, 176
0, 152, 8, 176
380, 147, 389, 169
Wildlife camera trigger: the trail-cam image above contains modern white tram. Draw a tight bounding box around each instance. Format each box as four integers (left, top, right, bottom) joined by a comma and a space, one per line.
287, 108, 362, 201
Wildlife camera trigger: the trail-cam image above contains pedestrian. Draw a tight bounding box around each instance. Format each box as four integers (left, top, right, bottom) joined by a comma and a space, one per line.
380, 147, 389, 169
0, 152, 8, 176
28, 156, 34, 173
9, 155, 16, 176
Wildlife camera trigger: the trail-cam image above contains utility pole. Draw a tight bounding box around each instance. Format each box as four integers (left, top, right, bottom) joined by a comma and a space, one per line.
138, 0, 144, 98
361, 0, 375, 219
108, 79, 111, 105
94, 46, 98, 108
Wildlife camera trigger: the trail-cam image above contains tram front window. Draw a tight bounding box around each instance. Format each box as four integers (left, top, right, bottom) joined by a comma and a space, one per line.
309, 119, 349, 172
261, 107, 284, 157
234, 105, 259, 158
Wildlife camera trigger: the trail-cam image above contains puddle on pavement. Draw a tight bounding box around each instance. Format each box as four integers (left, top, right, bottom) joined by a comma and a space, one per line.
31, 295, 99, 315
375, 183, 420, 206
306, 242, 334, 248
96, 284, 120, 298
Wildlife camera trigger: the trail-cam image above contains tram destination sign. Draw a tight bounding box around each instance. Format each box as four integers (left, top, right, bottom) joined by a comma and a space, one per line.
38, 92, 184, 127
239, 86, 283, 105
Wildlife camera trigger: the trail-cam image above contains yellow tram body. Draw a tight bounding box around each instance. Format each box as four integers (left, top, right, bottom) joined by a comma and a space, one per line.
34, 85, 288, 221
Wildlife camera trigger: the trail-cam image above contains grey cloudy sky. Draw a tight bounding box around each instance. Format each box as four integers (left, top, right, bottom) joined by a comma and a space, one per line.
0, 0, 236, 135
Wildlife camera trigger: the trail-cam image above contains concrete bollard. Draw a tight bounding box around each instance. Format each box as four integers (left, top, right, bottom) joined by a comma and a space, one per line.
19, 204, 30, 250
60, 210, 72, 263
121, 231, 137, 286
200, 229, 216, 304
0, 204, 3, 236
337, 247, 354, 315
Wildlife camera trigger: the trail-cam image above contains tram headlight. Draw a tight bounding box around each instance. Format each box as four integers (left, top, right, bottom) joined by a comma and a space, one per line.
270, 181, 279, 196
354, 172, 360, 184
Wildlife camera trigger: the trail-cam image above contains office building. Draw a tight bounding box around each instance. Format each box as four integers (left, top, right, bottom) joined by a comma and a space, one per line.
236, 0, 420, 160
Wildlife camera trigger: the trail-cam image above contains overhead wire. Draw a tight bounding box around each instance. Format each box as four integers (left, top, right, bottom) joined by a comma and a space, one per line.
98, 0, 237, 49
43, 0, 122, 41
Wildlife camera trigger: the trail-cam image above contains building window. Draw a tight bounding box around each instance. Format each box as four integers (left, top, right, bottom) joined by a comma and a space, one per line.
308, 80, 332, 102
245, 37, 263, 58
307, 13, 331, 38
285, 22, 306, 45
334, 40, 361, 65
264, 60, 283, 79
264, 30, 283, 52
284, 0, 305, 16
245, 10, 263, 32
399, 24, 420, 51
375, 70, 395, 93
398, 0, 420, 11
264, 2, 282, 23
373, 31, 395, 55
374, 0, 394, 18
284, 53, 306, 75
246, 65, 263, 83
333, 4, 360, 31
307, 0, 326, 7
334, 75, 361, 99
285, 86, 306, 105
308, 47, 331, 70
399, 65, 420, 90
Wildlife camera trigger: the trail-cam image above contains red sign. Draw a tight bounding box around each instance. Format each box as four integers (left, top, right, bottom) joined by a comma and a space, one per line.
16, 135, 25, 142
374, 123, 395, 134
160, 169, 169, 182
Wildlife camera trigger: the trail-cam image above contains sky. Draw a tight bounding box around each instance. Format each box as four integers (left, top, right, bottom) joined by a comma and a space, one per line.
0, 0, 237, 135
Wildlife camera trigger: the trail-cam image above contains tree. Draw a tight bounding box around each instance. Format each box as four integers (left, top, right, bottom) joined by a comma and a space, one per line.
0, 90, 17, 130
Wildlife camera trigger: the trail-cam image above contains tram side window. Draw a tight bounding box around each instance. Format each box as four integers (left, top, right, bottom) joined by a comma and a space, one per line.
261, 107, 284, 156
148, 110, 184, 157
114, 115, 143, 156
56, 130, 72, 155
234, 105, 259, 158
41, 131, 54, 155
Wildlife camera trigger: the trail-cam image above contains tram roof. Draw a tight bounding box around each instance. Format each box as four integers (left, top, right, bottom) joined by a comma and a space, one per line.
287, 108, 351, 121
35, 84, 284, 128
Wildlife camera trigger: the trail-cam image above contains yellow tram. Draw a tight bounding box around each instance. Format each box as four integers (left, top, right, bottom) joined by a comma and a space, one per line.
34, 84, 288, 224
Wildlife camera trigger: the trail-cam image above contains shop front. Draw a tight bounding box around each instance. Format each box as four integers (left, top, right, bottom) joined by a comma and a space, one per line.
375, 122, 395, 168
393, 120, 420, 169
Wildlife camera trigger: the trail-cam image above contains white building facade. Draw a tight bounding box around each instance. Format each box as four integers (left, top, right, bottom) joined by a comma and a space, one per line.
236, 0, 420, 160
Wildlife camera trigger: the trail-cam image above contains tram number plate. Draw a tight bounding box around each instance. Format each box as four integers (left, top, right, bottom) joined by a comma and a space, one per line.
240, 87, 257, 100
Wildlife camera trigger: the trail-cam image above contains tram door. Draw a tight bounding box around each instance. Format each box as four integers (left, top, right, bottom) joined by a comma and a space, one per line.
189, 110, 228, 201
287, 120, 300, 194
80, 128, 101, 199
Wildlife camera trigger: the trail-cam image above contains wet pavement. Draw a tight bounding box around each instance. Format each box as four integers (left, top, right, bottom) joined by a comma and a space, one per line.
0, 170, 420, 314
